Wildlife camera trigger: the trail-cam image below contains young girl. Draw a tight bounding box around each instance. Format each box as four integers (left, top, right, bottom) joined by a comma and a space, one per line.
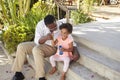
49, 23, 74, 80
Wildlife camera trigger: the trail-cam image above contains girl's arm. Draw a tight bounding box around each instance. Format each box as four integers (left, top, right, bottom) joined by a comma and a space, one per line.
39, 33, 53, 44
62, 42, 73, 52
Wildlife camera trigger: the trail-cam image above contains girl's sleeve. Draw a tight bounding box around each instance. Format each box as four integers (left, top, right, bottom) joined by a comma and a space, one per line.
68, 35, 74, 43
68, 34, 77, 46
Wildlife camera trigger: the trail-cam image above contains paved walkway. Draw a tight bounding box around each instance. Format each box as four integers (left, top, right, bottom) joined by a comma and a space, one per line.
91, 6, 120, 20
0, 42, 36, 80
0, 42, 13, 80
0, 43, 8, 65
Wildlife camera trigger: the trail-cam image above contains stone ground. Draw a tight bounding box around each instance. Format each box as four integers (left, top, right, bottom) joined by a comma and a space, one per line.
0, 42, 36, 80
0, 64, 35, 80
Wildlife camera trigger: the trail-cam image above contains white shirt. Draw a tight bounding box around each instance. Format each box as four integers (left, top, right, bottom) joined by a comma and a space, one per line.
34, 19, 76, 46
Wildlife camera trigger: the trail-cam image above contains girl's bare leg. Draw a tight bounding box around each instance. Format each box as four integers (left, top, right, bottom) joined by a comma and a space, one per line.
60, 72, 66, 80
49, 67, 57, 75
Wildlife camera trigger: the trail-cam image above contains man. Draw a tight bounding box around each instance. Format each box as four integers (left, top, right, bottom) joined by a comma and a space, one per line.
12, 15, 79, 80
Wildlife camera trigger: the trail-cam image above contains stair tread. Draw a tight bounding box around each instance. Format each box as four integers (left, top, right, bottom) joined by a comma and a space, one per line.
27, 54, 108, 80
77, 43, 120, 73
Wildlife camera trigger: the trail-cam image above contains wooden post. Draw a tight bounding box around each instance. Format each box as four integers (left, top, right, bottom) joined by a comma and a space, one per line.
100, 0, 106, 5
57, 5, 60, 20
77, 0, 80, 9
54, 0, 78, 22
66, 10, 70, 23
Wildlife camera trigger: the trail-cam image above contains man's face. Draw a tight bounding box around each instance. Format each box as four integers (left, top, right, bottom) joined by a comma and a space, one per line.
47, 22, 57, 33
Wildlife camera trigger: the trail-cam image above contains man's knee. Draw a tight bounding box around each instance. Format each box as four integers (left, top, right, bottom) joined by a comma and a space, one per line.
17, 43, 25, 51
32, 46, 44, 56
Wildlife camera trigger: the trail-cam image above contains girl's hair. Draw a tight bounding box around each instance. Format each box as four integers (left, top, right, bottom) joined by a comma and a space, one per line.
59, 23, 73, 33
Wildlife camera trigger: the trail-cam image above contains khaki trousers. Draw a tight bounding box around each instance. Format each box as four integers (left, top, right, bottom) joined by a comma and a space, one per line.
12, 42, 56, 78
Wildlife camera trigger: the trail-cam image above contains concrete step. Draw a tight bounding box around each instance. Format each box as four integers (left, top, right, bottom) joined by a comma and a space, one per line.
73, 22, 120, 62
77, 43, 120, 80
27, 54, 108, 80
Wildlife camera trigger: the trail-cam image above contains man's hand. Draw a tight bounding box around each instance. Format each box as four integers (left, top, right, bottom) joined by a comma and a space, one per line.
46, 33, 53, 40
60, 47, 65, 52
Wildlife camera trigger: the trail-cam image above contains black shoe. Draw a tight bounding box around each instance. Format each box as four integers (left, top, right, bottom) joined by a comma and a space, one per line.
12, 72, 25, 80
39, 77, 46, 80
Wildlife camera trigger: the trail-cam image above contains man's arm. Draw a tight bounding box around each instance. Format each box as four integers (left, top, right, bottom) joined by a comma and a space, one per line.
38, 33, 53, 44
34, 20, 52, 45
38, 35, 48, 44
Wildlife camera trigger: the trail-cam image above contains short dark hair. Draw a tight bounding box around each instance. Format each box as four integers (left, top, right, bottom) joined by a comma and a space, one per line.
44, 15, 56, 25
59, 23, 73, 33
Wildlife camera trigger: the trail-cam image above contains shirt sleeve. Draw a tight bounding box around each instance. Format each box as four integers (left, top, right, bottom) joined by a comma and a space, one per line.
34, 20, 51, 45
34, 22, 43, 45
68, 34, 77, 46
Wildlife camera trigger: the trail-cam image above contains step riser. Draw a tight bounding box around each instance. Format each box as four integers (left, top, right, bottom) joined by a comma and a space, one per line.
27, 55, 35, 70
79, 54, 120, 80
73, 35, 120, 62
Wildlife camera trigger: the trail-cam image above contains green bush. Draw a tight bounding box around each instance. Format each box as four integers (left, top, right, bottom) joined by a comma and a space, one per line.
2, 25, 34, 54
71, 10, 92, 24
1, 1, 56, 54
31, 1, 56, 20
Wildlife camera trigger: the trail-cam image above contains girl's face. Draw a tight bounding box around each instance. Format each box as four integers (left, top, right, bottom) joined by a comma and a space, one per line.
61, 28, 69, 40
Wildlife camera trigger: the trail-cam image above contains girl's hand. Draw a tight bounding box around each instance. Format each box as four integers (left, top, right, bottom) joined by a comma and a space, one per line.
60, 48, 65, 52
